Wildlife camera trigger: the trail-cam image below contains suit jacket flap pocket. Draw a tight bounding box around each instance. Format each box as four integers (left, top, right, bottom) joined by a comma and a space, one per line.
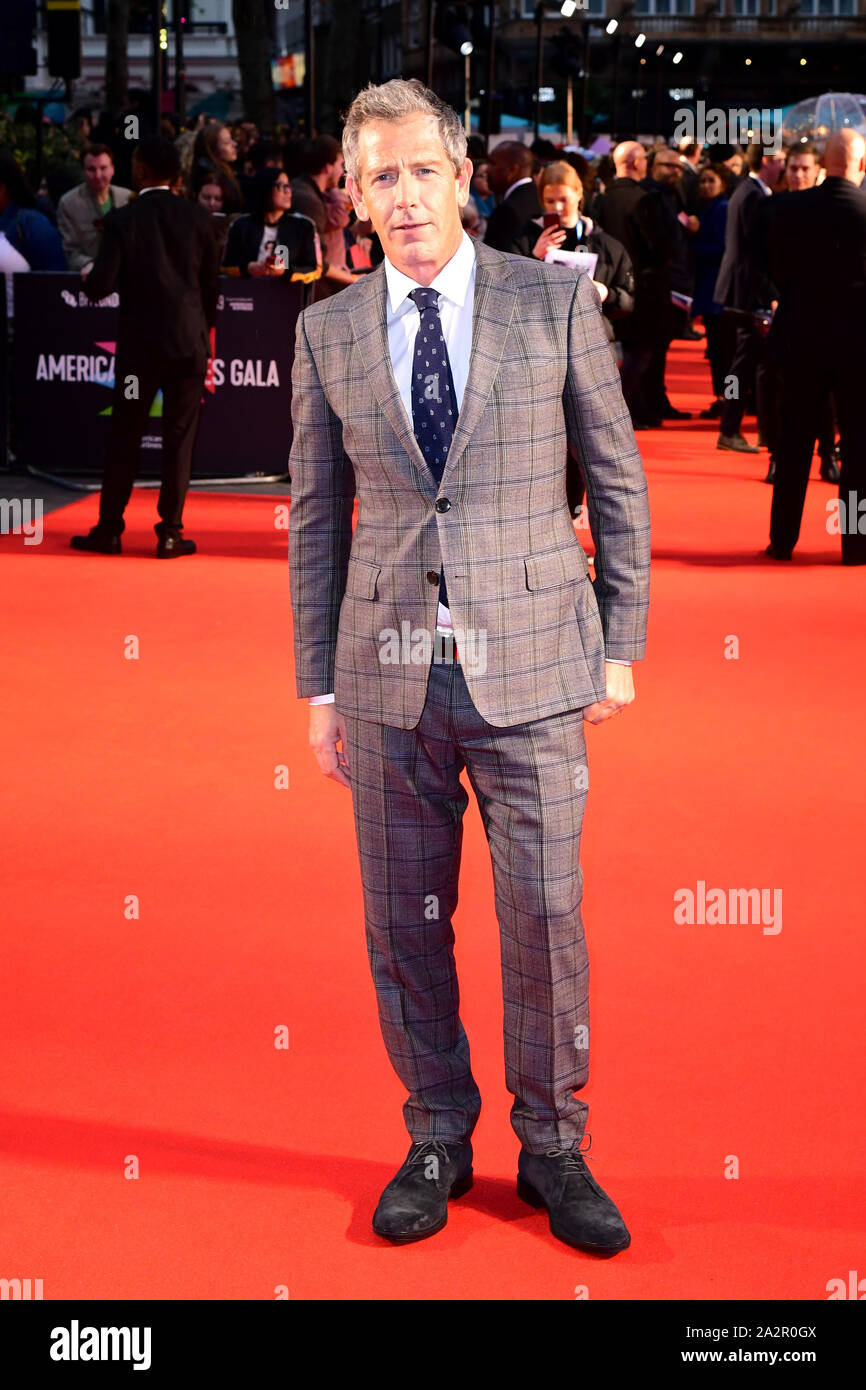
345, 559, 381, 600
524, 544, 589, 591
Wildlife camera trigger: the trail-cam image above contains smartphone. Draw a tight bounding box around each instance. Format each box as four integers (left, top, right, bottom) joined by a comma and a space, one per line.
542, 213, 560, 229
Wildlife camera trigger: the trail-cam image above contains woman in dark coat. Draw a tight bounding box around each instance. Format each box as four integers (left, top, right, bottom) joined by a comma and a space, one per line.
222, 168, 320, 283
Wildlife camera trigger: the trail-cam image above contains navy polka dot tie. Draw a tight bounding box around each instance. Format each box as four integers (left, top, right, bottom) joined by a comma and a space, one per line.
408, 286, 458, 611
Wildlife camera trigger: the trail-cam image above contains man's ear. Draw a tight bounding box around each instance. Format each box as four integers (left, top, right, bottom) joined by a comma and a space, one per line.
456, 157, 473, 207
345, 174, 369, 222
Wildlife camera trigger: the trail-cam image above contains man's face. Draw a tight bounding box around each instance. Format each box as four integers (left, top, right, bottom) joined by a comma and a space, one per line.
761, 154, 786, 188
346, 114, 471, 274
84, 154, 114, 198
651, 152, 682, 188
785, 154, 818, 191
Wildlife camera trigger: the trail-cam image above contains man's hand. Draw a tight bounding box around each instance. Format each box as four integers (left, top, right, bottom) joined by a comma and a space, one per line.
309, 704, 351, 788
583, 662, 636, 724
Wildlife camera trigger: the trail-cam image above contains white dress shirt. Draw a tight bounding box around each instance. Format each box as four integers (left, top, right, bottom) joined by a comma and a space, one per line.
308, 230, 629, 705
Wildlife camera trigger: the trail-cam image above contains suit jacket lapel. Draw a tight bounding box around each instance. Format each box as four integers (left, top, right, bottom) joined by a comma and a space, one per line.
348, 267, 434, 486
442, 242, 517, 481
347, 239, 518, 487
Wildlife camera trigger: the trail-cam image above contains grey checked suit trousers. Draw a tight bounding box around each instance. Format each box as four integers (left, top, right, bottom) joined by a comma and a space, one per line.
343, 655, 591, 1151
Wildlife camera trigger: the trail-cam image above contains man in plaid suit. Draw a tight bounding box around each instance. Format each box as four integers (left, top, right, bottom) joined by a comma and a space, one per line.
288, 80, 650, 1254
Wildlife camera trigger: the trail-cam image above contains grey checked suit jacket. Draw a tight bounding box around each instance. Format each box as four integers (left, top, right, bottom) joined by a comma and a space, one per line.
288, 238, 650, 729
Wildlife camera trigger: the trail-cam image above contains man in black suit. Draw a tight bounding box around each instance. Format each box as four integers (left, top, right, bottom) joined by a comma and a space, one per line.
596, 141, 675, 429
483, 141, 542, 256
71, 137, 220, 558
713, 142, 785, 459
765, 130, 866, 566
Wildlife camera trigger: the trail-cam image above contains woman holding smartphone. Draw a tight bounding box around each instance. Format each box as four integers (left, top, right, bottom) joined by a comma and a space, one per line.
524, 161, 634, 345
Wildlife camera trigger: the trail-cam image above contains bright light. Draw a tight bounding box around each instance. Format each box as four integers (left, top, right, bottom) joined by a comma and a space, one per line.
672, 51, 683, 64
159, 27, 168, 50
460, 40, 473, 55
745, 57, 751, 65
605, 19, 618, 34
561, 0, 577, 15
640, 57, 646, 65
656, 44, 664, 55
800, 57, 807, 65
635, 33, 646, 48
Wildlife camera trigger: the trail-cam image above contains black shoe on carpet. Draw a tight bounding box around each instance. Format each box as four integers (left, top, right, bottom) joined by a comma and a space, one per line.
71, 527, 122, 555
156, 533, 197, 558
517, 1139, 631, 1256
372, 1139, 473, 1244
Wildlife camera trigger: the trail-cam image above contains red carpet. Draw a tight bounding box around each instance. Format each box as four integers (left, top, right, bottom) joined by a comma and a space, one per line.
1, 339, 863, 1300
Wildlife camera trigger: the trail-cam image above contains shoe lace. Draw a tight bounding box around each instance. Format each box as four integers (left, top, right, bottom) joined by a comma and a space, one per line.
545, 1133, 594, 1171
407, 1139, 458, 1167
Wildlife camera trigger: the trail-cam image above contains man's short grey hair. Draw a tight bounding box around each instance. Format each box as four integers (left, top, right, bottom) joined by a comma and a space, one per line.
342, 78, 468, 185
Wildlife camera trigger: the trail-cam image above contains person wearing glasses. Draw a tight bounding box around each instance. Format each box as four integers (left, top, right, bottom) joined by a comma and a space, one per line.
222, 168, 321, 283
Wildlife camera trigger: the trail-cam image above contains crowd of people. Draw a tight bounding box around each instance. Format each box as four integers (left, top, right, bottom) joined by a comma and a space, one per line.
2, 101, 864, 564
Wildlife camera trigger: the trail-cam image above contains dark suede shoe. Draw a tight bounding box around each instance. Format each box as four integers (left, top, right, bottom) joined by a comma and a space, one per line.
372, 1139, 473, 1244
765, 543, 792, 561
156, 532, 197, 558
517, 1140, 631, 1255
71, 526, 122, 555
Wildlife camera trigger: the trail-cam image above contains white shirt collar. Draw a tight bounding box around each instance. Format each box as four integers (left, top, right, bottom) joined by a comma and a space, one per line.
138, 184, 172, 195
504, 175, 534, 202
749, 171, 772, 196
384, 230, 476, 316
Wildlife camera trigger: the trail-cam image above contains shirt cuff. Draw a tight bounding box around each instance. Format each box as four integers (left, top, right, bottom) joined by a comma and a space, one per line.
606, 658, 633, 667
308, 693, 335, 704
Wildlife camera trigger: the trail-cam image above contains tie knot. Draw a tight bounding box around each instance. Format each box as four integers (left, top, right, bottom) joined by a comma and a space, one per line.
408, 287, 440, 314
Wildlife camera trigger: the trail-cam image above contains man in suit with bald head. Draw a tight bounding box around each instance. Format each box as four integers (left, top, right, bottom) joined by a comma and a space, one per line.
288, 79, 650, 1253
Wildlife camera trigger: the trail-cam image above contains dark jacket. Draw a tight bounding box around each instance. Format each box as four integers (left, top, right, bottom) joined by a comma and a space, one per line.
0, 203, 66, 271
712, 173, 776, 311
524, 216, 634, 341
644, 176, 693, 296
84, 189, 220, 365
222, 210, 319, 279
484, 178, 543, 256
767, 176, 866, 365
692, 194, 729, 318
595, 176, 674, 298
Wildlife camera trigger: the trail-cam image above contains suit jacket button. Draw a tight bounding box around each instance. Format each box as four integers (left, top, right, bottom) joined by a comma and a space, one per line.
435, 497, 451, 512
426, 570, 439, 585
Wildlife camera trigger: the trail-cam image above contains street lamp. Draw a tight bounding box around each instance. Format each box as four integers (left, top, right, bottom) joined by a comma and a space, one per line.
534, 2, 582, 141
